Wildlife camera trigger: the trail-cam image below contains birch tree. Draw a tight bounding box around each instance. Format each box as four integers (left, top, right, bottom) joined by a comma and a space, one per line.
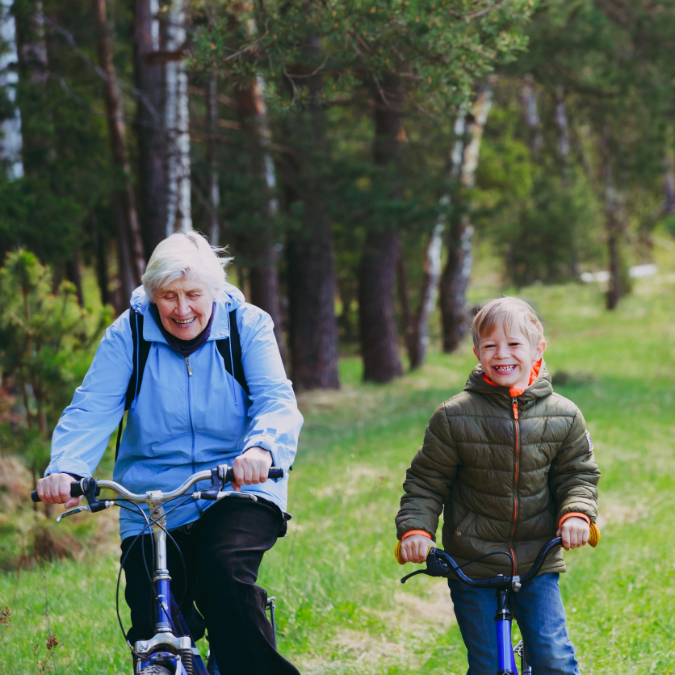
440, 86, 492, 353
164, 0, 191, 235
0, 0, 23, 180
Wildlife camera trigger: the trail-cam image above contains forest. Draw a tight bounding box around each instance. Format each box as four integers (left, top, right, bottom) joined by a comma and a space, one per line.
0, 0, 672, 502
2, 0, 673, 402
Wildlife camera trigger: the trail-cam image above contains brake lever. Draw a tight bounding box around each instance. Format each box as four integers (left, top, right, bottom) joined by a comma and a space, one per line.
400, 569, 427, 584
196, 468, 225, 501
56, 505, 91, 522
400, 548, 451, 584
55, 499, 116, 522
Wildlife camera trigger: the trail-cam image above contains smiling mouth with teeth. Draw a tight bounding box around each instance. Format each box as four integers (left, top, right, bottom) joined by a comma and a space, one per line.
493, 365, 517, 373
173, 317, 196, 325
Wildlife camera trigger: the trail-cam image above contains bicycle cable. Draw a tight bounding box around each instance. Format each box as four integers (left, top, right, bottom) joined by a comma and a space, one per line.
453, 549, 514, 572
114, 494, 196, 652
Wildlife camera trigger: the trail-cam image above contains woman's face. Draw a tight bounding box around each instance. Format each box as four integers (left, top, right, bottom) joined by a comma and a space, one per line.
155, 277, 214, 340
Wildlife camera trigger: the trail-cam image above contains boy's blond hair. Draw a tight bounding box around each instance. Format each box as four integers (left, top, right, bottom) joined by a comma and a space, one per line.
472, 297, 544, 350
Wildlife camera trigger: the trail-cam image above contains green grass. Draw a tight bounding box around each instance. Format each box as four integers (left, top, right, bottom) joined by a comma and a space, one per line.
4, 252, 675, 673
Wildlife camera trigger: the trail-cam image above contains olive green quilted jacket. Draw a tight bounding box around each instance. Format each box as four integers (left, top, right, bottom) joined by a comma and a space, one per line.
396, 362, 600, 578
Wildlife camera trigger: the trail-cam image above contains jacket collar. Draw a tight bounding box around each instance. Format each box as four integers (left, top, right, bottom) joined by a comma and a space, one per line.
129, 284, 244, 345
464, 359, 553, 409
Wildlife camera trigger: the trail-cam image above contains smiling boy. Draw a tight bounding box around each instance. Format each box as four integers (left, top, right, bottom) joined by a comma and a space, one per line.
396, 297, 600, 674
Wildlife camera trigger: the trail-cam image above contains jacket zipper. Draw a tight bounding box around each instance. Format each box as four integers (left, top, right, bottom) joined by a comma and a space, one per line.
509, 398, 520, 576
185, 356, 201, 514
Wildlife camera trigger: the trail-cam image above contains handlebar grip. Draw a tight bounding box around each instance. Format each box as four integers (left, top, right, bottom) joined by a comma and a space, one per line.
224, 467, 284, 483
31, 482, 84, 503
70, 482, 84, 498
589, 523, 600, 547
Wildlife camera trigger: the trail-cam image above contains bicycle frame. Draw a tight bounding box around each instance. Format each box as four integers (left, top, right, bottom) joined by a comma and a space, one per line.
132, 493, 209, 675
34, 464, 284, 675
401, 537, 564, 675
495, 587, 518, 675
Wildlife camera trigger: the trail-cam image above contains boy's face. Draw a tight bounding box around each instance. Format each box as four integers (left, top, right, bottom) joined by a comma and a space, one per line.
474, 322, 545, 390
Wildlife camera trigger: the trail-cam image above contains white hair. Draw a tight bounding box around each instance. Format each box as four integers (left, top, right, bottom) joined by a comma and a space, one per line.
142, 231, 233, 302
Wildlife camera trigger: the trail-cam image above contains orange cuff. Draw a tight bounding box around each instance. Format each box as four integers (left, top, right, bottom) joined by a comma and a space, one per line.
558, 512, 591, 528
401, 529, 433, 542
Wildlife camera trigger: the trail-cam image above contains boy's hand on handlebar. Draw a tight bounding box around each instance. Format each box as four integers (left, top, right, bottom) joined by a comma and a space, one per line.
400, 535, 433, 564
36, 474, 82, 509
231, 447, 273, 492
557, 517, 590, 551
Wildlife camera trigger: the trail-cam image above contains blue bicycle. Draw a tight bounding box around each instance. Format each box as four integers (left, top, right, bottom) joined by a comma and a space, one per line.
32, 464, 283, 675
401, 538, 567, 675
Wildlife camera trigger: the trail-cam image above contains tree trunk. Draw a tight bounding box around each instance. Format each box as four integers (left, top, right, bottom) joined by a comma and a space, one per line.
360, 232, 403, 382
601, 125, 629, 311
665, 152, 675, 215
440, 218, 474, 351
0, 0, 24, 180
207, 70, 221, 245
396, 254, 414, 366
115, 198, 137, 311
237, 77, 285, 360
92, 0, 145, 287
440, 86, 492, 352
91, 214, 110, 306
13, 0, 49, 176
520, 74, 542, 153
554, 87, 570, 159
133, 0, 166, 256
286, 207, 339, 390
65, 248, 84, 306
164, 0, 191, 235
358, 74, 405, 383
405, 223, 444, 369
404, 111, 466, 368
283, 40, 339, 390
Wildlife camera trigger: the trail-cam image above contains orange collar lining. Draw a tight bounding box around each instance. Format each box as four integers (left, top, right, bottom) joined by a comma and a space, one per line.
481, 359, 542, 398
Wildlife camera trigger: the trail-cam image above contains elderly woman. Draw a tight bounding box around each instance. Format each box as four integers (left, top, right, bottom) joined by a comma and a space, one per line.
36, 232, 303, 674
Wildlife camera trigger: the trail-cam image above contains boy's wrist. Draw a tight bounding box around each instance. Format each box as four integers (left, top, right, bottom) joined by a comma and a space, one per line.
558, 512, 591, 528
401, 529, 433, 542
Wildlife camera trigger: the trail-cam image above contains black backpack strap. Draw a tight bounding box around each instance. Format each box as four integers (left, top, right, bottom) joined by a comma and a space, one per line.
216, 308, 250, 398
116, 308, 151, 461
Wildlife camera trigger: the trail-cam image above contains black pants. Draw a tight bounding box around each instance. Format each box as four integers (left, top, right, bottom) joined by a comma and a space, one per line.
121, 497, 300, 674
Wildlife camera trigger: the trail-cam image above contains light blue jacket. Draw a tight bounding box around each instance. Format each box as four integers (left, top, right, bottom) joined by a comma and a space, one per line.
46, 284, 303, 540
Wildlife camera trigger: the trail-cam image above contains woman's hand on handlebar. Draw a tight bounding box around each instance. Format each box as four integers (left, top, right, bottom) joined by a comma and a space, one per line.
557, 516, 590, 551
36, 474, 82, 509
400, 534, 433, 564
231, 447, 273, 492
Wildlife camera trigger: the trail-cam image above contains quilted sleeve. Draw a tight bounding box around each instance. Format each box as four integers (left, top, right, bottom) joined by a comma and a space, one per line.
549, 409, 600, 524
395, 404, 460, 541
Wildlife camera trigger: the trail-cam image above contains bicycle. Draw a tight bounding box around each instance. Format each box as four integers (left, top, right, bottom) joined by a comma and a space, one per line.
32, 464, 284, 675
400, 535, 597, 675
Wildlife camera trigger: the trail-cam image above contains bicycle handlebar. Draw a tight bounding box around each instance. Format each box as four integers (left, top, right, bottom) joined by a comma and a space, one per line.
401, 537, 563, 590
31, 466, 284, 503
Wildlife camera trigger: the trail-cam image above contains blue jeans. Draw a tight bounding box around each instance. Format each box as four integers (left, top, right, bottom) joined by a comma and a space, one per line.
448, 574, 581, 675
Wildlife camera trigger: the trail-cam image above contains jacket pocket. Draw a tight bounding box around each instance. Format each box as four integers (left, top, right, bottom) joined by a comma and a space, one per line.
453, 510, 477, 539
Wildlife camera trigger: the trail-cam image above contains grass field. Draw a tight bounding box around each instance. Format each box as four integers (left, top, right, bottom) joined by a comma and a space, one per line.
3, 246, 675, 674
